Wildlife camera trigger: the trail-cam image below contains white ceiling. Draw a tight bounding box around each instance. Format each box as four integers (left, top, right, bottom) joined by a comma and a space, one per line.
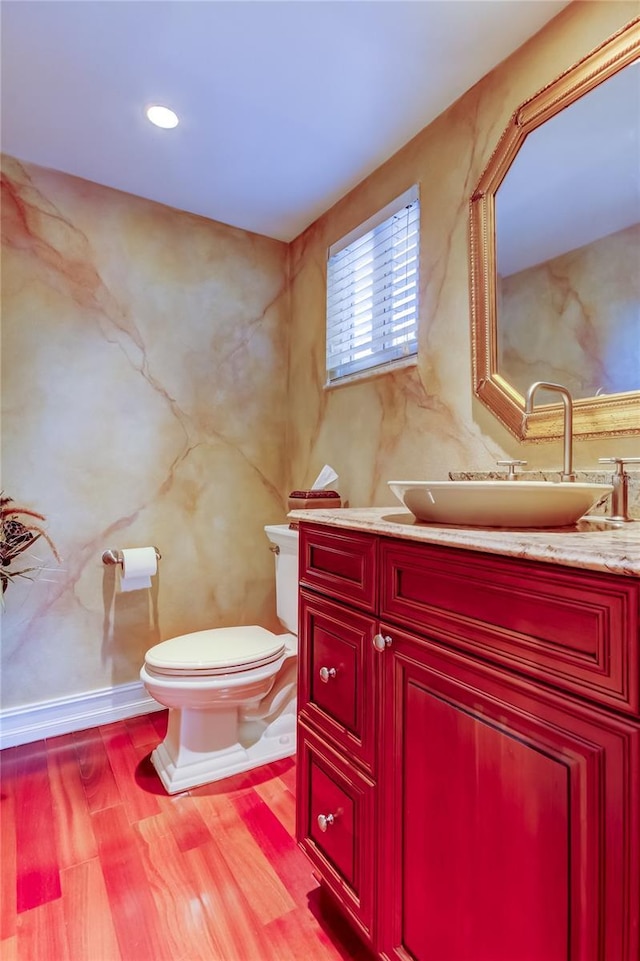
1, 0, 571, 242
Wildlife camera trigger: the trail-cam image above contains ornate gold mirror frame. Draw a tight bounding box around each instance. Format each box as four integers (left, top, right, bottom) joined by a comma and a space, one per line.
470, 19, 640, 440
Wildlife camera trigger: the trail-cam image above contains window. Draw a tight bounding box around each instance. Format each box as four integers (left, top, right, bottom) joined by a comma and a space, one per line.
325, 185, 420, 385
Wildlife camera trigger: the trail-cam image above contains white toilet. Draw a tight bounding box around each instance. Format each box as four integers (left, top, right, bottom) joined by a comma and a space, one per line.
140, 524, 299, 794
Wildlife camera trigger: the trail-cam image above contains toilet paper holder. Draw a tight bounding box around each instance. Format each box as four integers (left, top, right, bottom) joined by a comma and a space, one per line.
102, 547, 162, 566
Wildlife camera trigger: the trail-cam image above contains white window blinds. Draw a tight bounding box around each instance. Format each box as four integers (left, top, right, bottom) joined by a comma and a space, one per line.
326, 185, 420, 385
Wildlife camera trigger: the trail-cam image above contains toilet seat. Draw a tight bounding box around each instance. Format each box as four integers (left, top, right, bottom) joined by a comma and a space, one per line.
144, 626, 286, 677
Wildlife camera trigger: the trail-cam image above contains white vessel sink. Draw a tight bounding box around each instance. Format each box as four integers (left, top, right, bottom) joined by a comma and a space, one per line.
388, 480, 613, 529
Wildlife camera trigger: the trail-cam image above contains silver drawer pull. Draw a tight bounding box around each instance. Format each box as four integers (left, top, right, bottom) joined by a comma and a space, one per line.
319, 666, 337, 683
317, 813, 335, 832
373, 633, 392, 652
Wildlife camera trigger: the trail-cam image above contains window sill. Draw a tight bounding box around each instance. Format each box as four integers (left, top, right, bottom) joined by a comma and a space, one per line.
324, 355, 417, 390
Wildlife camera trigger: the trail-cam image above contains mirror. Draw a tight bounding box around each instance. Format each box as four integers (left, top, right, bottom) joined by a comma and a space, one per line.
470, 19, 640, 440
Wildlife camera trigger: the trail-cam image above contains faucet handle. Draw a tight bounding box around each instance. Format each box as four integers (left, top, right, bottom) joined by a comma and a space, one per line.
496, 459, 527, 480
598, 457, 640, 471
597, 458, 640, 523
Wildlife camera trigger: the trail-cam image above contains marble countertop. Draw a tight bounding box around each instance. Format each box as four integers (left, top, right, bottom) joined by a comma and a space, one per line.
288, 507, 640, 577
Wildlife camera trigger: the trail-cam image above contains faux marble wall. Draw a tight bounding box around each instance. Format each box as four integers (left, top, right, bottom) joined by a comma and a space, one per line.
499, 224, 640, 399
287, 0, 640, 507
2, 0, 639, 716
1, 157, 290, 709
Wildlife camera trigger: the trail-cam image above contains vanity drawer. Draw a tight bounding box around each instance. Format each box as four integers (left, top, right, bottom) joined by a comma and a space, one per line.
297, 723, 376, 944
299, 524, 377, 613
380, 539, 640, 716
299, 590, 378, 774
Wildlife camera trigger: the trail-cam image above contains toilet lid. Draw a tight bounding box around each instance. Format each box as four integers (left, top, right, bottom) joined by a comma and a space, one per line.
144, 626, 286, 676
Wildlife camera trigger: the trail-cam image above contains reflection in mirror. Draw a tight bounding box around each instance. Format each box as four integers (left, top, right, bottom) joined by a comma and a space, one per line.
495, 60, 640, 403
470, 18, 640, 440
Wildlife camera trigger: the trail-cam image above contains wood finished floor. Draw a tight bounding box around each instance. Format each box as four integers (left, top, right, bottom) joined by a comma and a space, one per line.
0, 712, 371, 961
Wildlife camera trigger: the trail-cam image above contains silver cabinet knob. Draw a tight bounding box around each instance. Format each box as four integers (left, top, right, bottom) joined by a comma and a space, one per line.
319, 666, 337, 683
373, 633, 392, 652
317, 813, 335, 832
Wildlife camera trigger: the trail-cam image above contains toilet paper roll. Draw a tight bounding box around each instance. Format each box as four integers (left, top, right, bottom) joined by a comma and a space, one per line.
120, 547, 157, 592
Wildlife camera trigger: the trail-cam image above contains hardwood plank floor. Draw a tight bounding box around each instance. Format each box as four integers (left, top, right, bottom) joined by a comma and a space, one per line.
0, 712, 372, 960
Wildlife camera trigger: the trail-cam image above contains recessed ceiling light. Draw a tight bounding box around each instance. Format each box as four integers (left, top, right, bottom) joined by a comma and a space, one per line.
146, 105, 179, 129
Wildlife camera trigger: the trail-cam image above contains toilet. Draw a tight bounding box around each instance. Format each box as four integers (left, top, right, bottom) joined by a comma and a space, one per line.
140, 524, 299, 794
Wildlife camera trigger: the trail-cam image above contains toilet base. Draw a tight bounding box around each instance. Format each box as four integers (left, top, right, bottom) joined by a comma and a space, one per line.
150, 709, 297, 795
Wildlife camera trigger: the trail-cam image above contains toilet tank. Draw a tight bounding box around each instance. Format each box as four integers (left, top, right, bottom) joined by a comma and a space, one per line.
264, 525, 299, 634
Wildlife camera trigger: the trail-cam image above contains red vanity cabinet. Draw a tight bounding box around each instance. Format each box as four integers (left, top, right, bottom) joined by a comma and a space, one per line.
297, 526, 380, 945
378, 623, 639, 961
296, 522, 640, 961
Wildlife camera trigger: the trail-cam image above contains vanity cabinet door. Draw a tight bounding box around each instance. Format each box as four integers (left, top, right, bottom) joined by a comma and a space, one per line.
297, 722, 376, 945
378, 624, 640, 961
298, 590, 379, 775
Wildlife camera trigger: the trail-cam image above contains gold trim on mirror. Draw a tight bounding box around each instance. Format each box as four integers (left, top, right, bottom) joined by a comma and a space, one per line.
470, 18, 640, 440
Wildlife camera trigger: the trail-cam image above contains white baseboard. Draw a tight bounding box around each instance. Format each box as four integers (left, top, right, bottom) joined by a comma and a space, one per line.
0, 680, 164, 750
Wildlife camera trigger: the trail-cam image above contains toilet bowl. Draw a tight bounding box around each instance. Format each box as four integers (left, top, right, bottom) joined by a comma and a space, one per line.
140, 524, 299, 794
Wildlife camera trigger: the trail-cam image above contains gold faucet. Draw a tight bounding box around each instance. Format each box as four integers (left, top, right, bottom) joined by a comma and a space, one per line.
524, 382, 576, 482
